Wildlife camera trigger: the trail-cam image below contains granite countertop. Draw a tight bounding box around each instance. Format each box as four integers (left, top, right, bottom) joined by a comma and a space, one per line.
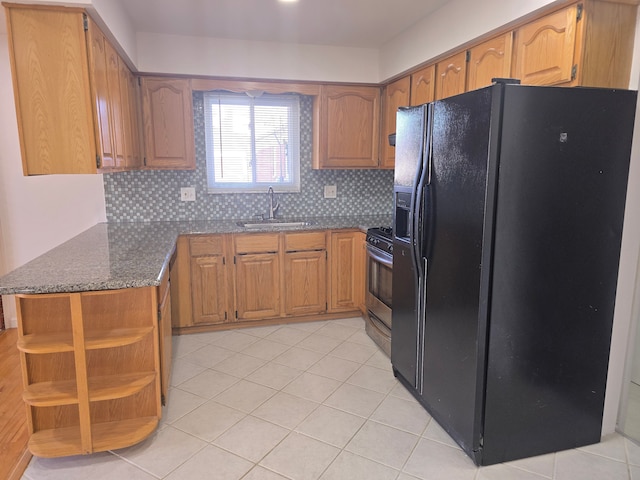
0, 215, 391, 295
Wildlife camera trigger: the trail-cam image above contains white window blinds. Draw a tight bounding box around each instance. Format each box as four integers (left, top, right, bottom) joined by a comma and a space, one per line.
204, 92, 301, 193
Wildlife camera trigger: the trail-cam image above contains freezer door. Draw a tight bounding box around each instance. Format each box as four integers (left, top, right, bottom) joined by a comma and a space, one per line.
391, 105, 428, 387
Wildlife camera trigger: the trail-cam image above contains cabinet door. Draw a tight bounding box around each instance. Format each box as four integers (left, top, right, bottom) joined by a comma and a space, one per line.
284, 250, 327, 316
318, 85, 380, 168
330, 232, 364, 311
5, 7, 97, 175
87, 20, 116, 169
467, 32, 514, 92
105, 41, 126, 168
381, 76, 411, 169
513, 6, 578, 86
410, 65, 436, 106
191, 255, 228, 325
141, 77, 196, 169
435, 51, 468, 100
119, 59, 142, 169
235, 253, 281, 320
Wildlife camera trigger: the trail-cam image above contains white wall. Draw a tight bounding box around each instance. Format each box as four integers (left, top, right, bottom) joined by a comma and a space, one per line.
603, 23, 640, 433
136, 33, 380, 83
378, 0, 561, 81
0, 33, 107, 326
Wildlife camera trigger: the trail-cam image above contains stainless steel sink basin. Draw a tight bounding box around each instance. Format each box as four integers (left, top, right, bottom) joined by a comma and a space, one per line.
237, 220, 313, 228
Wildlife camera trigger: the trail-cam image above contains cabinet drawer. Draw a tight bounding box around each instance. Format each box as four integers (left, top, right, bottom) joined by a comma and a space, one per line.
285, 232, 326, 251
190, 236, 224, 256
235, 234, 279, 254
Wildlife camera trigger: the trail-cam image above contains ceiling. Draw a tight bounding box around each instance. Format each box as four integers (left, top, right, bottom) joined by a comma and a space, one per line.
115, 0, 452, 48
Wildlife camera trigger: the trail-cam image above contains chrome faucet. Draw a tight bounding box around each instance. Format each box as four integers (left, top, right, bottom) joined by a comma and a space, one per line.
267, 186, 279, 219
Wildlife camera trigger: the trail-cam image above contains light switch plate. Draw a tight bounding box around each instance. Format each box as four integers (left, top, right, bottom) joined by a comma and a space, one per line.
324, 185, 337, 199
180, 187, 196, 201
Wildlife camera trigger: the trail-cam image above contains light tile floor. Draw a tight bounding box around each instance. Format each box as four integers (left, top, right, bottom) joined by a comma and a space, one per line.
22, 316, 640, 480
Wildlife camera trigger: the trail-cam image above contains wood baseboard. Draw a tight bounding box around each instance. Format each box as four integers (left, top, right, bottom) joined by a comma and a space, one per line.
172, 310, 363, 335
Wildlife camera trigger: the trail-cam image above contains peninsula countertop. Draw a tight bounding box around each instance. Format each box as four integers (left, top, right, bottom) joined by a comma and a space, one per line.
0, 215, 391, 295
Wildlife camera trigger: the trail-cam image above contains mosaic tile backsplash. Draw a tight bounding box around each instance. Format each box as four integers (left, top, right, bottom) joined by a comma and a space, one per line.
103, 94, 394, 222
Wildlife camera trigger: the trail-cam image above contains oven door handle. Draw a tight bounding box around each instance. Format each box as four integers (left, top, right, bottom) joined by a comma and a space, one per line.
366, 246, 393, 268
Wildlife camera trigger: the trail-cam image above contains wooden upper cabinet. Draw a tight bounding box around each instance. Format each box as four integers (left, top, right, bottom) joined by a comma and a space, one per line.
141, 77, 196, 169
435, 51, 468, 100
410, 65, 436, 106
119, 60, 143, 169
5, 6, 97, 174
316, 85, 381, 169
5, 5, 143, 175
467, 32, 514, 91
381, 76, 411, 169
87, 18, 138, 171
105, 41, 126, 168
87, 20, 113, 168
513, 6, 578, 86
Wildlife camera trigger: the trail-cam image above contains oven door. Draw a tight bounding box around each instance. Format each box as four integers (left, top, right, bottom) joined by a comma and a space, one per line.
366, 244, 393, 330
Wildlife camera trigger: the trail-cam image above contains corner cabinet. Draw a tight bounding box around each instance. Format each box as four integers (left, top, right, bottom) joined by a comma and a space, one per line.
15, 288, 161, 458
316, 85, 381, 169
140, 77, 196, 169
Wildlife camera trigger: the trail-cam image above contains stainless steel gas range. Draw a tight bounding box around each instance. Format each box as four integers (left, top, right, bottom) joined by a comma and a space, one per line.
365, 227, 393, 356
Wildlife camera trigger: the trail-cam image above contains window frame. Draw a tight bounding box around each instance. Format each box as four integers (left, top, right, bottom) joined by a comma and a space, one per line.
203, 91, 301, 194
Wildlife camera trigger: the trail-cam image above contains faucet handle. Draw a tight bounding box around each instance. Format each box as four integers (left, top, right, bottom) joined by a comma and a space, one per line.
254, 213, 265, 221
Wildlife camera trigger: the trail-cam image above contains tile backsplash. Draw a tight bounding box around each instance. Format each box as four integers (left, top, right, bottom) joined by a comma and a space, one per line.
104, 94, 394, 222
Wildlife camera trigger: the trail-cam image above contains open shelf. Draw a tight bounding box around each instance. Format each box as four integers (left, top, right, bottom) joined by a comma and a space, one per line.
17, 287, 162, 457
85, 327, 154, 350
88, 372, 156, 402
91, 416, 159, 452
23, 372, 157, 407
17, 333, 74, 354
23, 380, 78, 407
28, 416, 159, 458
28, 425, 84, 458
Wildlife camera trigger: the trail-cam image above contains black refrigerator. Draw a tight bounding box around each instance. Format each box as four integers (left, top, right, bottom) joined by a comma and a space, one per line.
391, 81, 637, 466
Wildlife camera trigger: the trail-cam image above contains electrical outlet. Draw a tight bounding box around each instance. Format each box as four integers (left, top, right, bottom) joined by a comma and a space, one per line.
180, 187, 196, 202
324, 185, 337, 199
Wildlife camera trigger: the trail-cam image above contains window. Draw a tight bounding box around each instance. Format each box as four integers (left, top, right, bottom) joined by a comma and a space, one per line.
204, 91, 301, 193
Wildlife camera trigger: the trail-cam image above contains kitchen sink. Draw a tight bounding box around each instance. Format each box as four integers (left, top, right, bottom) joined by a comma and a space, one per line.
237, 220, 314, 228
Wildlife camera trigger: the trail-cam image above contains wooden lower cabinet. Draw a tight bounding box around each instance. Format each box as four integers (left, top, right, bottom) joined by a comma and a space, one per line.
329, 231, 365, 312
15, 287, 161, 458
186, 235, 230, 326
284, 232, 327, 316
235, 252, 281, 320
172, 230, 362, 331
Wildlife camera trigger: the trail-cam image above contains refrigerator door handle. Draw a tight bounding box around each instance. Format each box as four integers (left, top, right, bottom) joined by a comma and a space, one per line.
413, 105, 433, 281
